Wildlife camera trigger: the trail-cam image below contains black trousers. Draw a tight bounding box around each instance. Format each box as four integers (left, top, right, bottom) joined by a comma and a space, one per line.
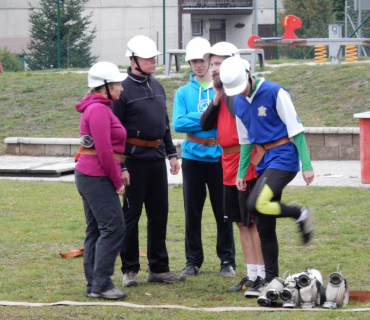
247, 169, 301, 282
75, 170, 125, 294
182, 158, 235, 268
120, 159, 170, 274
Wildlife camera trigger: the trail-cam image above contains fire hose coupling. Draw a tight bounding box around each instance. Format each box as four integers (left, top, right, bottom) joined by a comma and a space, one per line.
255, 267, 348, 309
80, 135, 94, 148
323, 265, 349, 309
296, 271, 312, 288
281, 277, 300, 308
257, 277, 284, 307
329, 272, 345, 286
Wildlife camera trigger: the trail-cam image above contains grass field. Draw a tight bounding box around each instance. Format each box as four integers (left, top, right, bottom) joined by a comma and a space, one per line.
1, 180, 370, 319
1, 60, 370, 154
1, 59, 370, 318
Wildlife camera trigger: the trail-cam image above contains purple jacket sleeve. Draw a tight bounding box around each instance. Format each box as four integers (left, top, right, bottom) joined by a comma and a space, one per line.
89, 105, 123, 190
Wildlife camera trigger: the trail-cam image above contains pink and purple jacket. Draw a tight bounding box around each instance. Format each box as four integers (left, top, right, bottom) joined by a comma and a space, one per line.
75, 94, 127, 190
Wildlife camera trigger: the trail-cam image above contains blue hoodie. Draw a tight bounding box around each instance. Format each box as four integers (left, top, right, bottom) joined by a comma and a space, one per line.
173, 73, 222, 162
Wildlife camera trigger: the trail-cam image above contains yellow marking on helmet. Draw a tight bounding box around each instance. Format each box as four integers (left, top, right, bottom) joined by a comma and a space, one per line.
255, 184, 281, 216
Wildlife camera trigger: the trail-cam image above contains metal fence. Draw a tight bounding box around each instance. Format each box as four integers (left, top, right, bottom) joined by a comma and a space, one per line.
0, 0, 369, 71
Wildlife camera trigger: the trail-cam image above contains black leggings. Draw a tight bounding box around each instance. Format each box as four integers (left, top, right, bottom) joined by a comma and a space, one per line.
247, 169, 302, 282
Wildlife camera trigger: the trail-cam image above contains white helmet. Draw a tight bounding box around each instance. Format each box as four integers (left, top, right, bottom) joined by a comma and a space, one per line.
220, 57, 250, 96
203, 42, 240, 62
88, 61, 127, 88
125, 35, 161, 58
185, 37, 211, 62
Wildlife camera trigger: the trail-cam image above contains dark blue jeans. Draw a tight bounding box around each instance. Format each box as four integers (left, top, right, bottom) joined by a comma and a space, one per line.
181, 158, 235, 269
75, 169, 125, 294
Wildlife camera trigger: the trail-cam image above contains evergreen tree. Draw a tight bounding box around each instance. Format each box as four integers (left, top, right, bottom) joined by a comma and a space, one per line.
332, 0, 345, 22
26, 0, 97, 70
279, 0, 334, 59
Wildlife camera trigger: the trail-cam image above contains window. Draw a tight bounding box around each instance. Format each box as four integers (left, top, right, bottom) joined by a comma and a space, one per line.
192, 20, 203, 36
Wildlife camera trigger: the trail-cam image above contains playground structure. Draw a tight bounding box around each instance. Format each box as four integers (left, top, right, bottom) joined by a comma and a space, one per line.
248, 15, 370, 64
251, 38, 370, 64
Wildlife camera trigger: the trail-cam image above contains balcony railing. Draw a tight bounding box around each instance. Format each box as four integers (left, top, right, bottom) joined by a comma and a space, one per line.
182, 0, 253, 7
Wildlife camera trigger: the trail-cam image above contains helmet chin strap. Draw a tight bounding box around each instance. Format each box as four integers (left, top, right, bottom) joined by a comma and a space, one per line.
133, 55, 150, 76
104, 80, 112, 100
247, 72, 253, 96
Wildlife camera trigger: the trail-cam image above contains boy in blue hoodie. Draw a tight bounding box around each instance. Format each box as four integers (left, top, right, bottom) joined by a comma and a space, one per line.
173, 37, 235, 277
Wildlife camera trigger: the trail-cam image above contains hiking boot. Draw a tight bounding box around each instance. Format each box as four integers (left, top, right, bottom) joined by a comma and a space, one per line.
89, 287, 128, 300
219, 262, 235, 277
298, 207, 314, 245
227, 276, 254, 292
244, 276, 266, 298
147, 270, 186, 283
181, 264, 200, 276
122, 270, 138, 287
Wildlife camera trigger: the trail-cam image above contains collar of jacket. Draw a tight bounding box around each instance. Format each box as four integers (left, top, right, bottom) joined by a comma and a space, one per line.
127, 67, 150, 84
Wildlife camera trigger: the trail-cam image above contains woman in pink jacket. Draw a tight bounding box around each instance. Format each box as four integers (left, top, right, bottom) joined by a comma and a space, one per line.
75, 61, 127, 300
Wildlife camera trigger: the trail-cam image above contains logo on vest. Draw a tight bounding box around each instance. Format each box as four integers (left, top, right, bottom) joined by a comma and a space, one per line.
258, 106, 267, 117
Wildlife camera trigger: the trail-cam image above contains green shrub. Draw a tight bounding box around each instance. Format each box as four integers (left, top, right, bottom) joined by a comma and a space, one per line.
0, 47, 23, 72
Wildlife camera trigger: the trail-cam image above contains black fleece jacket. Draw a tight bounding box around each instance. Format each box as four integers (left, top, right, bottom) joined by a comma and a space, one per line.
113, 67, 177, 162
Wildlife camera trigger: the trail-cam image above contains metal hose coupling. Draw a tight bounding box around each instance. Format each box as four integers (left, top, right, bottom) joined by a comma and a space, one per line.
257, 277, 284, 307
80, 135, 94, 148
323, 267, 349, 309
281, 273, 300, 308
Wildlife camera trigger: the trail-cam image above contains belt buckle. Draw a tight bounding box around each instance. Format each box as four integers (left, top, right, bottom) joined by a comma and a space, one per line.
155, 139, 161, 148
207, 138, 216, 147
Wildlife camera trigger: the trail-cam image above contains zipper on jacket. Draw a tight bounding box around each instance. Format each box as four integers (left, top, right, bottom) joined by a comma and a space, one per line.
146, 81, 153, 97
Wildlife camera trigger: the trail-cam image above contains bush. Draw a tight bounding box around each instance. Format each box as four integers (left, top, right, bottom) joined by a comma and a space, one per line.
0, 47, 24, 72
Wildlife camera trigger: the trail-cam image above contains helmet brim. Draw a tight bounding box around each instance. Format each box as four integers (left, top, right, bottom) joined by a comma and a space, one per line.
125, 50, 162, 58
223, 77, 248, 96
107, 73, 127, 83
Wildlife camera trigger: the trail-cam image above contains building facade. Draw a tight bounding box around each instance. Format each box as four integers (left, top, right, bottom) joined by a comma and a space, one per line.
0, 0, 282, 67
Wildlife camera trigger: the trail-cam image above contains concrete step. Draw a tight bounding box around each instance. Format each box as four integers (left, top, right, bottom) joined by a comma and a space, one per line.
0, 155, 75, 177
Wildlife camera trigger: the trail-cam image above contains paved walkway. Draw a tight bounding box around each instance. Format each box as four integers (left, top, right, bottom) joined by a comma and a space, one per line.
0, 156, 369, 188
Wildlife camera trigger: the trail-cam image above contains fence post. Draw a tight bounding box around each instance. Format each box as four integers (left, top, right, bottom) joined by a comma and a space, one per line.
57, 0, 61, 69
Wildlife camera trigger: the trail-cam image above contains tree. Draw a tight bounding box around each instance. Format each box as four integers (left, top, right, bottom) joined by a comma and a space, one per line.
279, 0, 334, 59
332, 0, 345, 22
0, 47, 23, 72
26, 0, 97, 70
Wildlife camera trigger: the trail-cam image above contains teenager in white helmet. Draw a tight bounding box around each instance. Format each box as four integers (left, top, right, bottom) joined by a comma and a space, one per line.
219, 56, 314, 295
201, 42, 265, 294
112, 35, 185, 287
173, 37, 236, 277
75, 61, 127, 300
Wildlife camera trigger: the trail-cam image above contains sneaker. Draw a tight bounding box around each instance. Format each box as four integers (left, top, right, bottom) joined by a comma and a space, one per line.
244, 276, 266, 298
122, 270, 138, 287
298, 207, 314, 245
182, 264, 200, 276
219, 262, 235, 277
227, 276, 254, 292
147, 270, 186, 283
89, 287, 128, 300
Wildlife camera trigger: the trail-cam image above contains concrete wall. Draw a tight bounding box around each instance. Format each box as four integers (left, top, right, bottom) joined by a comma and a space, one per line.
4, 128, 361, 160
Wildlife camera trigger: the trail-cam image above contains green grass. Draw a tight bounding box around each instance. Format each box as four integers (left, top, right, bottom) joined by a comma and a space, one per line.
1, 180, 370, 318
1, 61, 370, 154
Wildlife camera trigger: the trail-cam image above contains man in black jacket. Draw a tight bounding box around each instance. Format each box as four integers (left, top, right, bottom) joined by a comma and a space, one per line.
113, 35, 185, 287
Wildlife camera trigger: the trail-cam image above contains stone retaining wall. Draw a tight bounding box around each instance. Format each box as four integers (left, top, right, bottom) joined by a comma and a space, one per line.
4, 127, 360, 160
